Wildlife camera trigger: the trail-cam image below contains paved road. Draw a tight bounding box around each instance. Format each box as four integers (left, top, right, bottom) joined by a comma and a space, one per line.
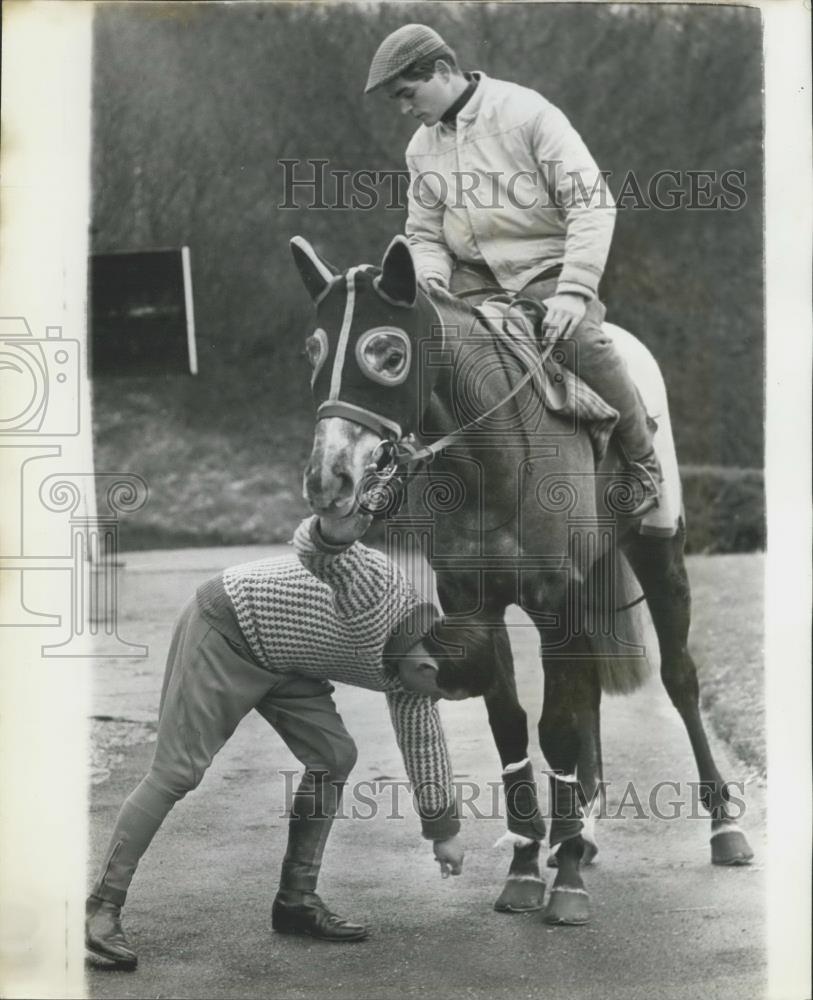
88, 547, 765, 1000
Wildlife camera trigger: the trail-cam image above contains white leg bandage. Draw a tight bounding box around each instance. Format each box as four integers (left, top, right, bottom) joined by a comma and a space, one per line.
494, 830, 537, 850
502, 758, 530, 775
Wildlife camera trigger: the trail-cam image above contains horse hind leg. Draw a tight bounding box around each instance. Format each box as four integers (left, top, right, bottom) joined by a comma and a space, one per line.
580, 707, 603, 864
536, 643, 601, 926
546, 696, 602, 869
624, 525, 754, 865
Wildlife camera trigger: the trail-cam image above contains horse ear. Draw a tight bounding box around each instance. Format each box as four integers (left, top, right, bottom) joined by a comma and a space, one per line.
377, 235, 417, 307
290, 236, 339, 302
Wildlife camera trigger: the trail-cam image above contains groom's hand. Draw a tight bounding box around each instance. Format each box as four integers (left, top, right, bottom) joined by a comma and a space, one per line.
433, 835, 465, 878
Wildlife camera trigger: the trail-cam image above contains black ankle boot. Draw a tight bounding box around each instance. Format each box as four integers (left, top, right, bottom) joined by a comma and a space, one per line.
272, 891, 369, 942
85, 896, 138, 969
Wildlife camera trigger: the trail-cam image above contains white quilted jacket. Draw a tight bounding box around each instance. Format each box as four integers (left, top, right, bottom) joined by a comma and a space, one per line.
405, 72, 616, 299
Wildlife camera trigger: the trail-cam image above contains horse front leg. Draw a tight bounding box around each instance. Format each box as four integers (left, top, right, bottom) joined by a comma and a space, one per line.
624, 526, 754, 865
435, 566, 546, 912
485, 623, 547, 914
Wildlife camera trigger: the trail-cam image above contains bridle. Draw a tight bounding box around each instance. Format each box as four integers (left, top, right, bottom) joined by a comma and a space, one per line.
359, 285, 557, 506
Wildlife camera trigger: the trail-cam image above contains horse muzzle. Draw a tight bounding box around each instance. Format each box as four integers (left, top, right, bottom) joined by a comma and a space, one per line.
302, 468, 357, 516
304, 416, 384, 515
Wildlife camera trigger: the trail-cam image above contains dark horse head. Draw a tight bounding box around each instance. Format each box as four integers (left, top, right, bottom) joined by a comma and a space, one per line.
292, 235, 440, 516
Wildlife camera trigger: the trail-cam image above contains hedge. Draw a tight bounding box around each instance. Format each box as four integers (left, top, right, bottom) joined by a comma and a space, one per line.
681, 466, 764, 554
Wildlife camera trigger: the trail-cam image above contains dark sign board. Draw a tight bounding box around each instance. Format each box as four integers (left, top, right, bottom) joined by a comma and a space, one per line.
90, 248, 197, 376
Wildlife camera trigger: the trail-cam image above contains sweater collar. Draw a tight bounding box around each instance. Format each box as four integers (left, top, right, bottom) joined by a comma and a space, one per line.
454, 71, 488, 124
440, 72, 479, 127
435, 72, 488, 133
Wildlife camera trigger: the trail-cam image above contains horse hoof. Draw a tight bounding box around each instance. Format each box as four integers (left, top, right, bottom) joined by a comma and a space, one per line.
494, 877, 546, 913
544, 887, 590, 926
711, 827, 754, 866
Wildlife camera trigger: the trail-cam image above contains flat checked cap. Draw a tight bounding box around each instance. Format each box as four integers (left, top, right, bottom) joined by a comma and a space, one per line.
365, 24, 448, 94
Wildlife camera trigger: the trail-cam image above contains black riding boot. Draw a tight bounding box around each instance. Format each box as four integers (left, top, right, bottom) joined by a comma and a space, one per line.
271, 769, 369, 942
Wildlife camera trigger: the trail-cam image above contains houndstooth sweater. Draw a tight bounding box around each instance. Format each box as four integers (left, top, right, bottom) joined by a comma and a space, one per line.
195, 516, 458, 841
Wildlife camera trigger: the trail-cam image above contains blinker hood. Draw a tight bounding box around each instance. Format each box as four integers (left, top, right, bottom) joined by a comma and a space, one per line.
291, 235, 442, 442
312, 268, 441, 440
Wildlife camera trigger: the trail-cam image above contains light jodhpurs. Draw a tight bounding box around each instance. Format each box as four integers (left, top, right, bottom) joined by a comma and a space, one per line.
91, 598, 357, 907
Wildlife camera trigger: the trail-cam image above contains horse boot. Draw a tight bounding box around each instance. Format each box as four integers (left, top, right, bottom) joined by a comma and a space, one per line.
85, 895, 138, 970
271, 769, 369, 942
544, 775, 590, 926
493, 760, 547, 913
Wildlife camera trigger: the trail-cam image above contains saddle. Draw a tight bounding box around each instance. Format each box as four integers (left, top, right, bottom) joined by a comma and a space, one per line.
471, 298, 619, 461
472, 299, 567, 410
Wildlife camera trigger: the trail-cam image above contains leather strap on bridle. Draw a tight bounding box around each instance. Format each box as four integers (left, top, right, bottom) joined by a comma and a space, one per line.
317, 400, 403, 442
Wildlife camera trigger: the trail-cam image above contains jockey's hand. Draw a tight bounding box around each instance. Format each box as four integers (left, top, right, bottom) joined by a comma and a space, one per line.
317, 510, 373, 545
433, 835, 464, 878
540, 292, 588, 341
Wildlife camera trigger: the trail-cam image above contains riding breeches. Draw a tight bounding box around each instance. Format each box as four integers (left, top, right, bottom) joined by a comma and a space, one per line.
450, 262, 654, 460
91, 598, 358, 906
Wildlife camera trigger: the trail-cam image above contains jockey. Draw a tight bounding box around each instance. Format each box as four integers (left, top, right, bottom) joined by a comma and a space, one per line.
365, 24, 661, 517
86, 510, 483, 969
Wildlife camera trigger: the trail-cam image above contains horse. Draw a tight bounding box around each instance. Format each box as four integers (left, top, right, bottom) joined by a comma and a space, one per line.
290, 233, 754, 925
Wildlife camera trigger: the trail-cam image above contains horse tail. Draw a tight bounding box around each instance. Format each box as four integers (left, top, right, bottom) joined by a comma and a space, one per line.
586, 549, 653, 695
